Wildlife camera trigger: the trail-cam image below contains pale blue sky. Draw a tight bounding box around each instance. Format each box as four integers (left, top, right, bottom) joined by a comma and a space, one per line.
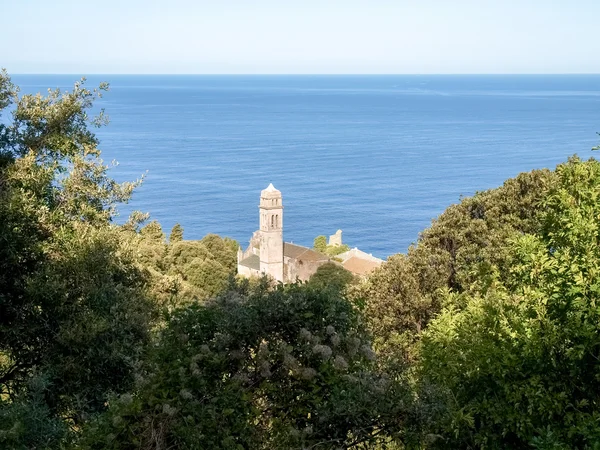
4, 0, 599, 74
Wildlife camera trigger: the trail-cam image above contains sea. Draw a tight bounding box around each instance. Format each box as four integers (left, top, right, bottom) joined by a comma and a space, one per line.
11, 75, 600, 258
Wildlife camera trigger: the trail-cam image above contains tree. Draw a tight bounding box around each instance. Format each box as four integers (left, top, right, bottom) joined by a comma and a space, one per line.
136, 220, 168, 271
169, 223, 184, 243
313, 235, 327, 253
352, 168, 556, 359
163, 234, 239, 299
420, 157, 600, 448
308, 262, 355, 293
313, 235, 350, 257
0, 377, 68, 449
0, 71, 154, 429
81, 280, 421, 449
140, 220, 165, 242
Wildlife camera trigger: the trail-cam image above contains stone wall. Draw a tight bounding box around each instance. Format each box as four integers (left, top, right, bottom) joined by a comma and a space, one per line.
238, 264, 260, 278
284, 256, 329, 282
328, 229, 343, 247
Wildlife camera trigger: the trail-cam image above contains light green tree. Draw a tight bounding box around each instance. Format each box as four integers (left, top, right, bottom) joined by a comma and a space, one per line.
140, 220, 166, 241
352, 167, 556, 360
421, 157, 600, 448
313, 235, 327, 253
313, 234, 350, 257
169, 223, 184, 243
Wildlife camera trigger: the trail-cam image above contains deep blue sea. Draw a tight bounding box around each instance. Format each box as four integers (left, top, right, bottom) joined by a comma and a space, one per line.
11, 75, 600, 258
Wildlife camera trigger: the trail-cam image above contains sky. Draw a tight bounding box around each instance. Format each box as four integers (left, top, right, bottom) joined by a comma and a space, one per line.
3, 0, 599, 74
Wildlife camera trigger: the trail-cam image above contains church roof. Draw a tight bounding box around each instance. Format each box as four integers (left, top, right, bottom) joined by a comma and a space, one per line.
284, 243, 329, 262
342, 256, 381, 276
336, 247, 384, 264
239, 254, 260, 271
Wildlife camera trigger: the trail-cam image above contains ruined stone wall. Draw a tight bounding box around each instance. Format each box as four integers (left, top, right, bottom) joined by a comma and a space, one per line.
284, 256, 329, 282
239, 231, 261, 260
328, 229, 343, 247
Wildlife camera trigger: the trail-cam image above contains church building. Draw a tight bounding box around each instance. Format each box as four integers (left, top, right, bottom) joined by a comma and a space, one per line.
237, 184, 384, 282
237, 184, 330, 282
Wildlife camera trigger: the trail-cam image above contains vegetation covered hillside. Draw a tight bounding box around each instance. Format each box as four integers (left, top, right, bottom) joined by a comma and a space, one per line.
2, 71, 600, 449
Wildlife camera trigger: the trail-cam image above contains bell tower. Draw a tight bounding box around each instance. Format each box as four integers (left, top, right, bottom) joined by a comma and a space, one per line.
259, 183, 284, 282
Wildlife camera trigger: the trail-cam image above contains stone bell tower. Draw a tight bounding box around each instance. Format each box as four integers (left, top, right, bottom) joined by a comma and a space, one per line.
259, 183, 284, 282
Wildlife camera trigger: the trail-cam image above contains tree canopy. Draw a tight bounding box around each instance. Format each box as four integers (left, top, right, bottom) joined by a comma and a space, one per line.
420, 157, 600, 448
313, 235, 351, 257
0, 71, 155, 447
81, 280, 426, 449
352, 167, 555, 360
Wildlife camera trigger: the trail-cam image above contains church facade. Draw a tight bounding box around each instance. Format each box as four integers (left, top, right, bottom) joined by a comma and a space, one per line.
237, 184, 384, 282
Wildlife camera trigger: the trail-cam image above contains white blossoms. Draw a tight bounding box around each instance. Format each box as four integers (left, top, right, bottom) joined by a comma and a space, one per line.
312, 344, 333, 360
299, 328, 313, 341
179, 389, 193, 400
333, 355, 349, 371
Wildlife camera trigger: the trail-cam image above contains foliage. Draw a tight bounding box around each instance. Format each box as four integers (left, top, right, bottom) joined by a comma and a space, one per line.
135, 220, 169, 271
0, 376, 68, 450
352, 252, 447, 363
308, 261, 356, 294
81, 280, 423, 449
0, 71, 155, 437
169, 223, 184, 243
420, 157, 600, 448
140, 220, 166, 242
314, 235, 327, 253
313, 234, 351, 257
163, 233, 238, 299
129, 220, 239, 309
0, 70, 237, 445
353, 168, 556, 359
327, 243, 351, 257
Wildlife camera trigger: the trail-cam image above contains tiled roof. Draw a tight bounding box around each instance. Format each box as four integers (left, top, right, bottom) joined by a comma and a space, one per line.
284, 243, 328, 262
336, 247, 384, 264
284, 242, 307, 259
239, 254, 260, 271
342, 256, 381, 276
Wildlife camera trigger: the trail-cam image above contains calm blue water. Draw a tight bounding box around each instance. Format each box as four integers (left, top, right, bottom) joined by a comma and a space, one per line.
11, 75, 600, 258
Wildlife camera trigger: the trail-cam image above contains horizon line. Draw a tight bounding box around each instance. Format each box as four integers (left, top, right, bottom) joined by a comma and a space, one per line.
9, 72, 600, 76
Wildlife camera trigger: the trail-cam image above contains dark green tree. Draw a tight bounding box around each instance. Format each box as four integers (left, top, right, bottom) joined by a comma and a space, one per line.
0, 71, 155, 433
0, 377, 68, 450
308, 262, 355, 293
81, 280, 422, 449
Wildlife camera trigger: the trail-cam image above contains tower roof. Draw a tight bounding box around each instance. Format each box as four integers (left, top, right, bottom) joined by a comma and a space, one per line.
261, 183, 281, 198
